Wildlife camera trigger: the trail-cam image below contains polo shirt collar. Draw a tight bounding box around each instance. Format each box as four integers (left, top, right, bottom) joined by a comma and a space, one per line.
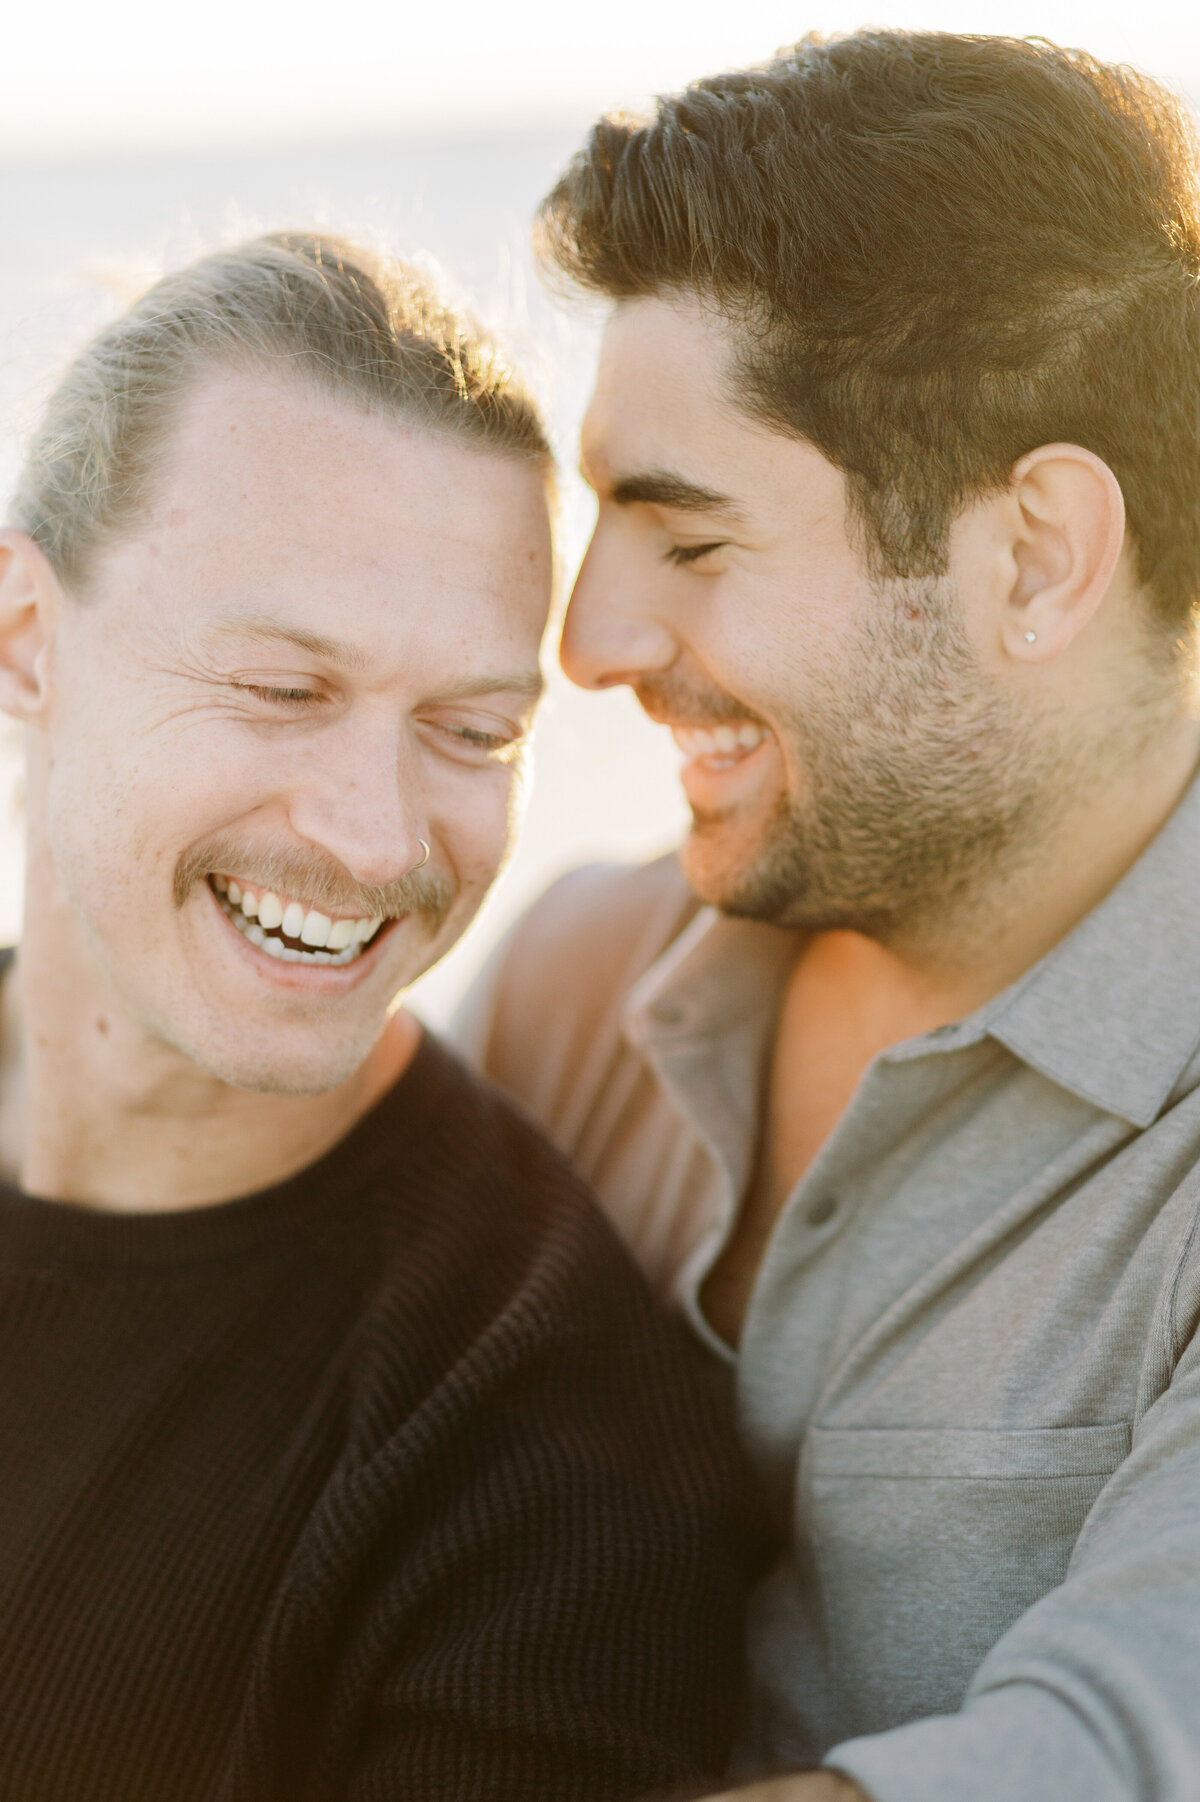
627, 771, 1200, 1132
984, 771, 1200, 1127
624, 906, 797, 1047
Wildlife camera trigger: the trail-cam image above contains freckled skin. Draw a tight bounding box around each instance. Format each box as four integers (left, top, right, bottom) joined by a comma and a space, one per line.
24, 368, 554, 1099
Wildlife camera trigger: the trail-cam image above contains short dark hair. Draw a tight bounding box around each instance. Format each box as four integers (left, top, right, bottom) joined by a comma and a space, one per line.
538, 32, 1200, 629
13, 231, 552, 590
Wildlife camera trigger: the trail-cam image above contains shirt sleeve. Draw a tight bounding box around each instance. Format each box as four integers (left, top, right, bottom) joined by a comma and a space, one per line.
827, 1289, 1200, 1802
448, 855, 697, 1115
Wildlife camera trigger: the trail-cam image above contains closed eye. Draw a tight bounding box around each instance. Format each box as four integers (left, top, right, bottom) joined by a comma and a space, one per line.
664, 542, 726, 567
448, 724, 513, 751
421, 717, 528, 766
237, 684, 320, 704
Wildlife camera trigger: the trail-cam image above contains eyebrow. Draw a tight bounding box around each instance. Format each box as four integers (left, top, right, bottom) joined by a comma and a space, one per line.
210, 615, 544, 701
433, 670, 546, 704
607, 469, 746, 522
211, 616, 376, 676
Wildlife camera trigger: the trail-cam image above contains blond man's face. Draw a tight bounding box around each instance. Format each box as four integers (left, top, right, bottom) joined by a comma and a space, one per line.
27, 369, 551, 1092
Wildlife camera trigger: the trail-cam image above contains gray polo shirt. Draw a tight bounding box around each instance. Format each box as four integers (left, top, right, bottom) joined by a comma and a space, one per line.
457, 777, 1200, 1802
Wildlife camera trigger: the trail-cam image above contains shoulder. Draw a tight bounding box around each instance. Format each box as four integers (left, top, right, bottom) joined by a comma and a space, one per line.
502, 850, 699, 983
454, 852, 701, 1115
330, 1034, 768, 1552
505, 851, 698, 961
279, 1035, 770, 1797
339, 1032, 681, 1405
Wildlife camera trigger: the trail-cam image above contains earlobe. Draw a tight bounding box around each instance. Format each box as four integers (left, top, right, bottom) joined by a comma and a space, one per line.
0, 530, 58, 721
1003, 444, 1126, 663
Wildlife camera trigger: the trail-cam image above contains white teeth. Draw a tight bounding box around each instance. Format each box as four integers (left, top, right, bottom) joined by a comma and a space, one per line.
672, 721, 768, 760
300, 909, 331, 948
213, 880, 379, 969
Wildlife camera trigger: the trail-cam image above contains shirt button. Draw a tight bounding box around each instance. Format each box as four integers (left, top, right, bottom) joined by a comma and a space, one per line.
805, 1193, 838, 1228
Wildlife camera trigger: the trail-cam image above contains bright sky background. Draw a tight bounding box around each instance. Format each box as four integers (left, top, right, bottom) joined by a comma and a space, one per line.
4, 0, 1198, 158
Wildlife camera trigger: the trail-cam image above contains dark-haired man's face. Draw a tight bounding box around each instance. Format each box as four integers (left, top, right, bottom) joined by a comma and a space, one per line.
567, 295, 1080, 939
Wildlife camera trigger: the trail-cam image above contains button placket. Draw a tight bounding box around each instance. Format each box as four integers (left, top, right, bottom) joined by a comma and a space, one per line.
805, 1192, 839, 1228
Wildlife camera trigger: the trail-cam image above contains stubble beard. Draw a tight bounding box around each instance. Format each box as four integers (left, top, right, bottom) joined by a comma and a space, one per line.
686, 576, 1095, 944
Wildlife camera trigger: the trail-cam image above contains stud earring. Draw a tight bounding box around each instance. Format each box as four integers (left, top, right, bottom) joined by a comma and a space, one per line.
1023, 630, 1038, 644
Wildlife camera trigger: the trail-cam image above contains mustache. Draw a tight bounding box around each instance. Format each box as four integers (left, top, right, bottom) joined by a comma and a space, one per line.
174, 836, 457, 927
633, 674, 761, 728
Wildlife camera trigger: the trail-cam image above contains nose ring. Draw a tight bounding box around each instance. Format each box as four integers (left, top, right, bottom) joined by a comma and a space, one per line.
411, 838, 431, 871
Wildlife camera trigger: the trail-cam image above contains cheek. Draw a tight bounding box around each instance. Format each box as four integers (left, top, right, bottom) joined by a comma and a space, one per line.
430, 766, 519, 888
714, 596, 860, 725
43, 711, 252, 905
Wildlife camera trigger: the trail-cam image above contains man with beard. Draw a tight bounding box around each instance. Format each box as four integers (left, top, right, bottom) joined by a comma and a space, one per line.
0, 230, 767, 1802
460, 31, 1200, 1802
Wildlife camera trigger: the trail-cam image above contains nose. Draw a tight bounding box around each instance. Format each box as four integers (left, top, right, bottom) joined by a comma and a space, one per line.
560, 526, 679, 691
285, 710, 427, 887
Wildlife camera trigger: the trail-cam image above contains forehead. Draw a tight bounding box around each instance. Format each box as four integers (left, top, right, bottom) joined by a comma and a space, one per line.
582, 295, 840, 518
583, 297, 736, 471
99, 367, 552, 663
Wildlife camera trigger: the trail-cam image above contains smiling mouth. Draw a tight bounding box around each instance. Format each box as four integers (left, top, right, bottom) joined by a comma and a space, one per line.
671, 720, 770, 768
208, 874, 390, 967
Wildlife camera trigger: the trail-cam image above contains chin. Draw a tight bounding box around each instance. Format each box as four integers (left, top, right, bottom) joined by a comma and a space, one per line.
681, 818, 770, 911
681, 808, 820, 927
179, 1021, 381, 1098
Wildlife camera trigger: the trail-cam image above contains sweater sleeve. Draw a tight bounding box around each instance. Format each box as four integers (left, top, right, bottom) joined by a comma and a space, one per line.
264, 1127, 771, 1802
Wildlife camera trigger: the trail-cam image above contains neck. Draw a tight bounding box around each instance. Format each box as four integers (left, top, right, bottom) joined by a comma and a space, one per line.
0, 872, 418, 1215
813, 708, 1200, 1041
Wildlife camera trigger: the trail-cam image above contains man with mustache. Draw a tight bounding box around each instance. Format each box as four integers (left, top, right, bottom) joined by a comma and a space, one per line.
463, 31, 1200, 1802
0, 230, 767, 1800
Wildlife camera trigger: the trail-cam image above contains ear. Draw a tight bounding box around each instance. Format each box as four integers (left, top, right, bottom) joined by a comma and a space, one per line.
999, 444, 1126, 663
0, 530, 58, 721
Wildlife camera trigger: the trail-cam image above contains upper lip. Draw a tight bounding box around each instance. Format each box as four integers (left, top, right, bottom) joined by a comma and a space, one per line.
640, 705, 764, 731
211, 873, 379, 927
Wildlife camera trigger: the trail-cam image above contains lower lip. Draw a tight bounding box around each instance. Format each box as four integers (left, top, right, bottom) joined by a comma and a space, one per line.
204, 881, 398, 993
677, 733, 774, 806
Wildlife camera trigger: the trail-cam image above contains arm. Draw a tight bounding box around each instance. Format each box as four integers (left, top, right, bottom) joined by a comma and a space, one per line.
799, 1302, 1200, 1802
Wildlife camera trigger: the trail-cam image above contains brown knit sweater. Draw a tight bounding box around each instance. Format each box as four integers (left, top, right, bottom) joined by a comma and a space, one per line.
0, 1028, 769, 1802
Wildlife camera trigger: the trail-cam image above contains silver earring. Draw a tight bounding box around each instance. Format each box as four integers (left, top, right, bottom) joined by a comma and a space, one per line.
411, 839, 430, 871
1023, 630, 1038, 644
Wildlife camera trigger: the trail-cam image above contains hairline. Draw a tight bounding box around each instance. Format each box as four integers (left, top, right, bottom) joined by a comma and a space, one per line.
49, 347, 555, 598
